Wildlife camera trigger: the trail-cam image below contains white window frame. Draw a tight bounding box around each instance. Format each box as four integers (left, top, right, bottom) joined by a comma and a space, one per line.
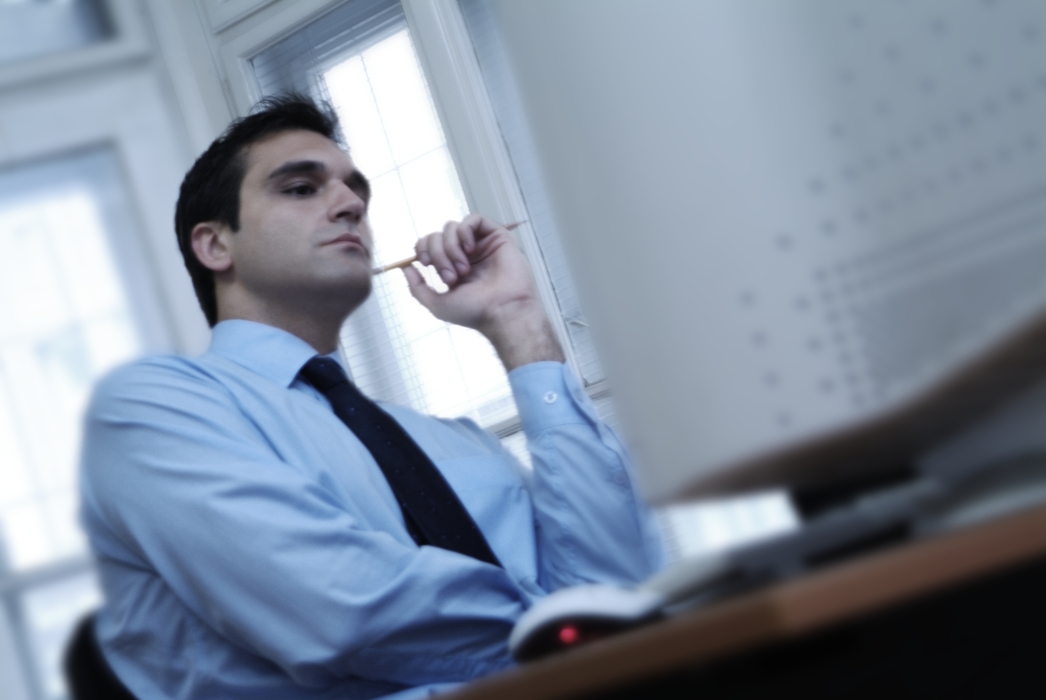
0, 0, 150, 93
200, 0, 281, 32
0, 78, 209, 356
204, 0, 606, 418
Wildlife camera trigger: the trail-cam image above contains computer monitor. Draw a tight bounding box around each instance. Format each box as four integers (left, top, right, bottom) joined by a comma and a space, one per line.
493, 0, 1046, 502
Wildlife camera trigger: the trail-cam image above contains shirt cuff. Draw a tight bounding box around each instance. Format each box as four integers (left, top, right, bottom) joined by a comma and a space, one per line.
508, 362, 592, 434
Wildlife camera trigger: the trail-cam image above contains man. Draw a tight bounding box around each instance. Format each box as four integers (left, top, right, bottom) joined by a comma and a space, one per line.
80, 94, 662, 699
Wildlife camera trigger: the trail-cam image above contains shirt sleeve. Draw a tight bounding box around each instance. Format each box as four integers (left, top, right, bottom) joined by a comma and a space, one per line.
507, 362, 665, 591
80, 360, 520, 690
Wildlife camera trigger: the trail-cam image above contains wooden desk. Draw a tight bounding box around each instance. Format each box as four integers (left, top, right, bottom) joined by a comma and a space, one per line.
448, 504, 1046, 699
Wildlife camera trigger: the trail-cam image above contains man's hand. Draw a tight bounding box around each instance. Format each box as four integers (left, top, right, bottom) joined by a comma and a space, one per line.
402, 214, 565, 370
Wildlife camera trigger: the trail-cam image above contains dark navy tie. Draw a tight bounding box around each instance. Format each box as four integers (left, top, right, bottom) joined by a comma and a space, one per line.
300, 356, 501, 567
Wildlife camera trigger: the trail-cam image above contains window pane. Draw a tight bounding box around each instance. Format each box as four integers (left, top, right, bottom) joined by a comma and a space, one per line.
656, 492, 801, 563
351, 31, 444, 165
0, 0, 113, 67
0, 603, 32, 700
0, 150, 143, 572
19, 570, 102, 699
326, 28, 516, 426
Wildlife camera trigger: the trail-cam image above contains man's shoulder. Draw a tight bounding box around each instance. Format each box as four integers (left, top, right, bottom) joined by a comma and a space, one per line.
88, 353, 227, 411
95, 353, 214, 387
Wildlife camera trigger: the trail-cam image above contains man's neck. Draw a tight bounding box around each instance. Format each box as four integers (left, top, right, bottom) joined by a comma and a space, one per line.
217, 300, 350, 355
215, 279, 366, 354
221, 311, 343, 354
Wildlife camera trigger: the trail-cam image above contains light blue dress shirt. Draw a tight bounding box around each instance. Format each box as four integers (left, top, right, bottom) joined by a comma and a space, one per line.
80, 320, 663, 699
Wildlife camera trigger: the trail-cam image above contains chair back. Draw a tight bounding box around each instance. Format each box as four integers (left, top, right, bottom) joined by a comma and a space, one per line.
63, 614, 137, 700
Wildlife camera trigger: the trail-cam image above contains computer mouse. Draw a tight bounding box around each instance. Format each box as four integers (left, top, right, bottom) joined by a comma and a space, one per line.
508, 584, 666, 662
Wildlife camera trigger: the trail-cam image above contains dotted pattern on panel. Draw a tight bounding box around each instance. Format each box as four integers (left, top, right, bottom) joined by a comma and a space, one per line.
816, 186, 1046, 398
743, 0, 1046, 424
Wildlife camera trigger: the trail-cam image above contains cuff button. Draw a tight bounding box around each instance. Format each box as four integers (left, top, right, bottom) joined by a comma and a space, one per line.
543, 391, 558, 404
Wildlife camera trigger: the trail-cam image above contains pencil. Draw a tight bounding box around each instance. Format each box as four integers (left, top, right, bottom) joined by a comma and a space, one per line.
372, 221, 526, 274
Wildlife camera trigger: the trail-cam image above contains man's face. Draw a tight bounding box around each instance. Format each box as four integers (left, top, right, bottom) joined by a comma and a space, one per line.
228, 128, 374, 313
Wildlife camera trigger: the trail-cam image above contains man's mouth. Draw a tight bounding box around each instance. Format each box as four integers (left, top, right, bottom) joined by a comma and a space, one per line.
323, 232, 370, 256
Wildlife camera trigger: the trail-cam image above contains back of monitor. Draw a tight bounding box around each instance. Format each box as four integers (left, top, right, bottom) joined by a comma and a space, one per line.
493, 0, 1046, 502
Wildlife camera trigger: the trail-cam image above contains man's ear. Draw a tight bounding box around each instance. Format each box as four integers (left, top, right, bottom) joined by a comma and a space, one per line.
191, 222, 234, 272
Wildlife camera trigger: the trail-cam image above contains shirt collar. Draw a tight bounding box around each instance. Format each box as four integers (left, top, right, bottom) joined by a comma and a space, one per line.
207, 320, 344, 388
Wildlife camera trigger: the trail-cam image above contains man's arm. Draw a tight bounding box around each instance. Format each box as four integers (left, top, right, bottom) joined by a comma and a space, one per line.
402, 214, 565, 370
403, 215, 664, 589
506, 361, 665, 589
80, 360, 524, 689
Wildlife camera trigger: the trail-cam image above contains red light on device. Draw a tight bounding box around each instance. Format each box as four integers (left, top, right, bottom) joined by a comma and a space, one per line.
558, 625, 579, 645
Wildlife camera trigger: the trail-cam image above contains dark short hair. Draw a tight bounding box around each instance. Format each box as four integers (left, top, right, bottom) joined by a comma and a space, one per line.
174, 93, 341, 327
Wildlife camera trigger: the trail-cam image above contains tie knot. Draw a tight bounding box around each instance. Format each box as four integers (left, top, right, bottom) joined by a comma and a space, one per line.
300, 356, 350, 394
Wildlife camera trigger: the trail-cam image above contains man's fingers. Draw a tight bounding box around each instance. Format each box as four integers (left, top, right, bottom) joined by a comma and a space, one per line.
467, 213, 504, 242
453, 220, 479, 276
402, 265, 442, 312
413, 215, 514, 286
462, 212, 489, 236
455, 220, 476, 255
415, 236, 431, 267
426, 230, 456, 285
441, 220, 471, 279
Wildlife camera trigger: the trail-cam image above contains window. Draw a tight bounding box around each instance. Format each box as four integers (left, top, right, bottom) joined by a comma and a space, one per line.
0, 148, 151, 699
18, 571, 101, 700
326, 29, 516, 425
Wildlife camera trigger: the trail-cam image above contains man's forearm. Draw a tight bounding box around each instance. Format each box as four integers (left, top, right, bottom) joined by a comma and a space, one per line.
506, 363, 665, 588
481, 300, 566, 371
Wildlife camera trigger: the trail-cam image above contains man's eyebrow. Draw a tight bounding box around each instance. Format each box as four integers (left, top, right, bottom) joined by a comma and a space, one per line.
266, 158, 370, 203
346, 169, 371, 203
266, 160, 327, 181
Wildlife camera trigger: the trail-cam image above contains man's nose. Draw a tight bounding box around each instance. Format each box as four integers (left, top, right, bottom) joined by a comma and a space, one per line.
330, 181, 366, 221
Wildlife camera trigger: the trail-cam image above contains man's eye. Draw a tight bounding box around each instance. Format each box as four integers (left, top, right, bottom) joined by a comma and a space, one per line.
285, 183, 316, 196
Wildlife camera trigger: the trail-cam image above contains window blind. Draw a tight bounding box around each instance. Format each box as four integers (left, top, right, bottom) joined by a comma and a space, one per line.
252, 0, 405, 98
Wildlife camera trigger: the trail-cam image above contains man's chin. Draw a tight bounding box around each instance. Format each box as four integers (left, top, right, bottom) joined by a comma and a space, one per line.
328, 274, 372, 313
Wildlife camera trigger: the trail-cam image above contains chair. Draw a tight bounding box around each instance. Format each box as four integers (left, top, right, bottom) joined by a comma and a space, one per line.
63, 614, 137, 700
